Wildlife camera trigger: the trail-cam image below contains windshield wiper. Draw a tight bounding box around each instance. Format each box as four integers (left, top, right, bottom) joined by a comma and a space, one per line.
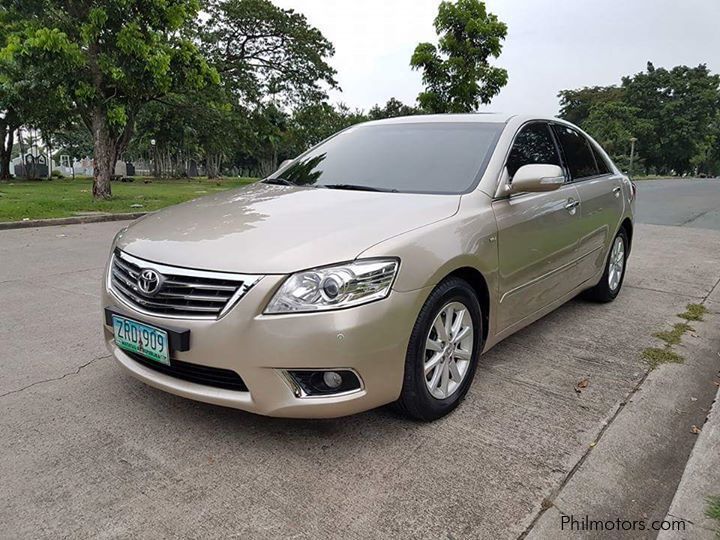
322, 184, 398, 193
262, 178, 294, 186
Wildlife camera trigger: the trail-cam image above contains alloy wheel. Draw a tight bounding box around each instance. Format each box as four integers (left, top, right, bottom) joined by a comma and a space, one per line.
423, 301, 474, 400
608, 236, 625, 291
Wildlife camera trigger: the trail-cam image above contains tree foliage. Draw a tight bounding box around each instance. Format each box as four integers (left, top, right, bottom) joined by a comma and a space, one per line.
559, 63, 720, 176
0, 0, 346, 194
1, 0, 216, 197
411, 0, 507, 113
200, 0, 338, 106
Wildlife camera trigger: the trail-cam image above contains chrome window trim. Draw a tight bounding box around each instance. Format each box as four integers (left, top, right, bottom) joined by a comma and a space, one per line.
108, 251, 263, 321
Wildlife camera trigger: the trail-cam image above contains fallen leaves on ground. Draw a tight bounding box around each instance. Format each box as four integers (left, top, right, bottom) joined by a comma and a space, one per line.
575, 378, 590, 394
691, 425, 702, 434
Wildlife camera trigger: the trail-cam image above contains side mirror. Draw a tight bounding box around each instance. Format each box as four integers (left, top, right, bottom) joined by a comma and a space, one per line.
509, 164, 565, 194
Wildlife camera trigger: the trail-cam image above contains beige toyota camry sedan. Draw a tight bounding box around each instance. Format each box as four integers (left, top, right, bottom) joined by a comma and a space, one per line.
102, 114, 636, 421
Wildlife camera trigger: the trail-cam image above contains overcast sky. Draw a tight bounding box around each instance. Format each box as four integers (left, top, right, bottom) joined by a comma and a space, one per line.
272, 0, 720, 116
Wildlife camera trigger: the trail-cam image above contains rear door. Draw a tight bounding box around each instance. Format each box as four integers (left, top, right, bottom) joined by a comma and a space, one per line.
492, 122, 583, 332
552, 124, 625, 282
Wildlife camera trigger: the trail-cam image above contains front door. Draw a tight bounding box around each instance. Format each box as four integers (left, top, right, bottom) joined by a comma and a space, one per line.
492, 122, 583, 332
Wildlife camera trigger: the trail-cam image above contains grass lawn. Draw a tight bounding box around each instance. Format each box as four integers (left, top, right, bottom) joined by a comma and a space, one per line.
707, 496, 720, 530
0, 177, 257, 222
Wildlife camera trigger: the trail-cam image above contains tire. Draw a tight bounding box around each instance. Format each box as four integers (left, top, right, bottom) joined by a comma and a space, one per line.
584, 228, 628, 303
395, 277, 482, 421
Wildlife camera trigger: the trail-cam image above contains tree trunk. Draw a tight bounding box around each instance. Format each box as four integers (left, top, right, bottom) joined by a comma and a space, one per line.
47, 142, 52, 179
206, 154, 221, 179
0, 144, 11, 181
91, 108, 115, 199
0, 117, 17, 180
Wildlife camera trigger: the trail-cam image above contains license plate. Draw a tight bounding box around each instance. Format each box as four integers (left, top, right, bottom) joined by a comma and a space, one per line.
112, 315, 170, 366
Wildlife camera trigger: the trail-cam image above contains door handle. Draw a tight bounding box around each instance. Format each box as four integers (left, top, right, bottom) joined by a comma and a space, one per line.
613, 186, 621, 197
565, 199, 580, 211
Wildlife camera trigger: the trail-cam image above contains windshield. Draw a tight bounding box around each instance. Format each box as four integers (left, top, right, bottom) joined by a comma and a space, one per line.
269, 122, 503, 194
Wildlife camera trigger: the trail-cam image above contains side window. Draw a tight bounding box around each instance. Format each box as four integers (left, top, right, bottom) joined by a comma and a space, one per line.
506, 123, 561, 178
553, 125, 600, 180
590, 143, 611, 175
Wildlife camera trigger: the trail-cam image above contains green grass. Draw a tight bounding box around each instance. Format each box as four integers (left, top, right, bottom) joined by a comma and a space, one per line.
706, 496, 720, 534
679, 303, 708, 322
643, 303, 709, 370
0, 176, 257, 222
632, 175, 716, 181
642, 347, 685, 369
654, 322, 695, 346
631, 175, 679, 181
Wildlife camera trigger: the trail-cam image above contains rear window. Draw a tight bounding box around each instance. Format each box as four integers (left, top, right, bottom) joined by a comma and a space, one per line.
590, 143, 612, 175
272, 123, 503, 194
553, 125, 600, 180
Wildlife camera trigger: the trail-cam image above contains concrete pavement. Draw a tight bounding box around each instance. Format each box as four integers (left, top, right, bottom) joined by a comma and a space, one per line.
527, 266, 720, 539
2, 182, 720, 539
658, 384, 720, 539
656, 280, 720, 540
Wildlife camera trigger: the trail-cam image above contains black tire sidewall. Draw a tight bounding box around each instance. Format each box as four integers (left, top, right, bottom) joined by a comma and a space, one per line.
401, 278, 482, 421
585, 228, 629, 302
604, 229, 628, 300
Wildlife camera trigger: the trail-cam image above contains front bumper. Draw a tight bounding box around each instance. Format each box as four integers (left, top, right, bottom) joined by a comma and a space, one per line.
102, 273, 430, 418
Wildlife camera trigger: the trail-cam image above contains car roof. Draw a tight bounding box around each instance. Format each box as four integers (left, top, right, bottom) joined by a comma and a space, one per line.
361, 113, 513, 126
359, 113, 566, 127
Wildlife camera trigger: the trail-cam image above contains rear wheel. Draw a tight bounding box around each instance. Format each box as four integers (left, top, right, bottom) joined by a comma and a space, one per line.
396, 277, 482, 421
584, 228, 628, 302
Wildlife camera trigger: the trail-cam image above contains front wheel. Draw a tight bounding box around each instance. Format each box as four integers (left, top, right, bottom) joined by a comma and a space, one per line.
396, 277, 482, 421
584, 229, 628, 302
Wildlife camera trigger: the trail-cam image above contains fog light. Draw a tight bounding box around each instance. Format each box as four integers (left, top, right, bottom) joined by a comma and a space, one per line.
323, 371, 343, 389
285, 369, 362, 397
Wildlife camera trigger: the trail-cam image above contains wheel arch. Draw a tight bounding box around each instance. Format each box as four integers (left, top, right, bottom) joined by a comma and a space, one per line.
443, 266, 490, 349
620, 218, 633, 254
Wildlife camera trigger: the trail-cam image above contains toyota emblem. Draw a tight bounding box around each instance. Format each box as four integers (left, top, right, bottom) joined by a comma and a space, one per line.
137, 268, 164, 296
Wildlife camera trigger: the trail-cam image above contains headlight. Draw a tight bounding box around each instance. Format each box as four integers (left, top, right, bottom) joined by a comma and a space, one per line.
265, 259, 399, 314
112, 226, 128, 246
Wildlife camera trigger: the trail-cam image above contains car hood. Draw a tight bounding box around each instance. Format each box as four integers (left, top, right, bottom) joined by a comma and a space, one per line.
117, 183, 460, 274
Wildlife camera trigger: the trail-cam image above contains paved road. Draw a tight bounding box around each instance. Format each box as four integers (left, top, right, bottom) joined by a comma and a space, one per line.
635, 178, 720, 230
1, 180, 720, 539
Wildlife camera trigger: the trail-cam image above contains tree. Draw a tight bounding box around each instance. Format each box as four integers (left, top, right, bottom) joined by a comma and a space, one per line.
557, 86, 625, 126
410, 0, 508, 113
367, 98, 419, 120
1, 7, 69, 179
52, 123, 95, 179
558, 63, 720, 176
583, 101, 653, 162
200, 0, 338, 107
2, 0, 216, 198
284, 102, 366, 159
0, 7, 19, 179
622, 63, 720, 175
0, 106, 19, 180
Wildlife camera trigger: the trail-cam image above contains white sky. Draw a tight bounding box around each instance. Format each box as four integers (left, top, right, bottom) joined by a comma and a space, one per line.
272, 0, 720, 116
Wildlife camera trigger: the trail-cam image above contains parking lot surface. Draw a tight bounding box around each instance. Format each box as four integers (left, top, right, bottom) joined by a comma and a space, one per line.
2, 180, 720, 539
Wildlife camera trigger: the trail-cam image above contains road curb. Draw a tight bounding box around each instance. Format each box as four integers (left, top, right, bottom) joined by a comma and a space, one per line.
0, 212, 147, 231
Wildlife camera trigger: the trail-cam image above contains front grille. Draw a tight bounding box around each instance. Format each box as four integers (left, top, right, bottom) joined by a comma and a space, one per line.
110, 250, 261, 319
125, 351, 249, 392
